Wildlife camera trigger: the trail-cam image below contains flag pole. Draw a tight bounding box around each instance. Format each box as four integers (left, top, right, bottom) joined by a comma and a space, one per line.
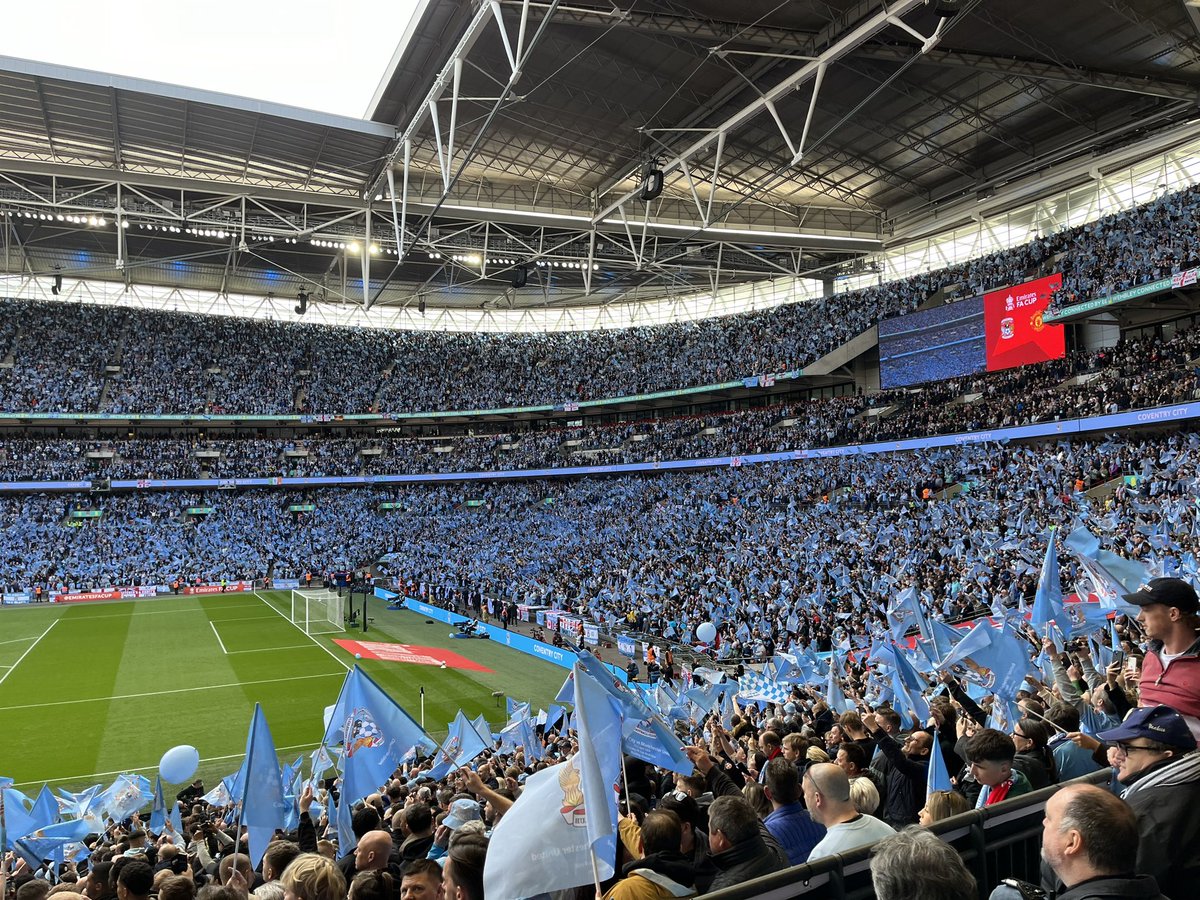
420, 686, 425, 729
589, 849, 604, 898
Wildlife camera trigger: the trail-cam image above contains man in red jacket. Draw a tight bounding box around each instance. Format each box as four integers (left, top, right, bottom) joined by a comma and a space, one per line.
1126, 578, 1200, 742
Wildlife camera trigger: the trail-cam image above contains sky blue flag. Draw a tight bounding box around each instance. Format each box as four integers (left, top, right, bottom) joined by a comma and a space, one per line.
322, 666, 436, 806
483, 761, 612, 900
100, 774, 154, 822
926, 729, 952, 798
545, 705, 566, 732
30, 785, 59, 831
571, 664, 623, 871
238, 704, 288, 868
887, 586, 930, 643
889, 649, 932, 723
3, 787, 35, 850
936, 621, 1033, 701
427, 711, 490, 781
0, 777, 11, 855
622, 715, 692, 775
13, 817, 91, 869
1031, 530, 1071, 635
558, 649, 653, 722
335, 785, 356, 854
471, 714, 494, 743
150, 776, 169, 835
826, 653, 854, 714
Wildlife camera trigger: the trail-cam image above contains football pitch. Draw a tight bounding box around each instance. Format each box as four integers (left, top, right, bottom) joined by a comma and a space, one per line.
0, 591, 566, 792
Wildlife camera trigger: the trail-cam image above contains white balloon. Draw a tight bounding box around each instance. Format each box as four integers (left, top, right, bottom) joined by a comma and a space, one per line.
696, 622, 717, 643
159, 745, 200, 783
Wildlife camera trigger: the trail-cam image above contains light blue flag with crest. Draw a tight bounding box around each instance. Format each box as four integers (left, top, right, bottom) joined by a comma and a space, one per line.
887, 586, 929, 643
482, 665, 623, 900
238, 704, 288, 869
100, 774, 154, 822
150, 776, 186, 847
322, 666, 436, 806
427, 711, 490, 781
13, 817, 91, 869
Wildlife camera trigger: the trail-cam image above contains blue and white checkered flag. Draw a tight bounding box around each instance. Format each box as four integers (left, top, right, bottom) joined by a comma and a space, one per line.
737, 670, 790, 704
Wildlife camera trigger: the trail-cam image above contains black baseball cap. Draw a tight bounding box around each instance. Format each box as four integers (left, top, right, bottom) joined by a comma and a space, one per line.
1122, 577, 1199, 614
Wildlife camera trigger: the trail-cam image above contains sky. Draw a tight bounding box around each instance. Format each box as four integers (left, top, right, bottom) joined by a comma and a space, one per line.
0, 0, 422, 119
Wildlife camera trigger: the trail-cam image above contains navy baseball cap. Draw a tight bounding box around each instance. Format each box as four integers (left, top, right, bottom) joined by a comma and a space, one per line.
1122, 578, 1199, 614
1097, 705, 1197, 751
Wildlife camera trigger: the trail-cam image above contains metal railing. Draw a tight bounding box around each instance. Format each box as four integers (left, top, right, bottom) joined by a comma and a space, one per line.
698, 771, 1109, 900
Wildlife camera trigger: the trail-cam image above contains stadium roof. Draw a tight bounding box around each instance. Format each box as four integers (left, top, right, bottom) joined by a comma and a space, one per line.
2, 0, 1200, 322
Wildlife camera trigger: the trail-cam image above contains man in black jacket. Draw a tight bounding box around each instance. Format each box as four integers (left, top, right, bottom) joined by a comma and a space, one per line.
1097, 704, 1200, 900
862, 712, 931, 829
990, 784, 1168, 900
706, 796, 786, 892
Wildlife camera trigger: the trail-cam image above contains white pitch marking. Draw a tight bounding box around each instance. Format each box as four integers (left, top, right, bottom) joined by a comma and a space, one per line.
0, 670, 343, 713
252, 591, 350, 671
210, 621, 230, 655
12, 741, 320, 788
0, 621, 57, 688
226, 645, 315, 655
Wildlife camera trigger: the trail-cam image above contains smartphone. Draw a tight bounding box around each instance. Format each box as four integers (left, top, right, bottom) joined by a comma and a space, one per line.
1112, 650, 1126, 667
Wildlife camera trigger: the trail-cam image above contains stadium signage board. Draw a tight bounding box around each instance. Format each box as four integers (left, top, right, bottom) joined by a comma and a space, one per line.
1045, 266, 1199, 322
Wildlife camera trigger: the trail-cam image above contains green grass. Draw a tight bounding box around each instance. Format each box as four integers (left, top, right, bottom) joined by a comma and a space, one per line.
0, 591, 566, 792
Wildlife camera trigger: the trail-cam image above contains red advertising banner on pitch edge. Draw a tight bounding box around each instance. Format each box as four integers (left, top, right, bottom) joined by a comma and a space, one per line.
983, 273, 1065, 372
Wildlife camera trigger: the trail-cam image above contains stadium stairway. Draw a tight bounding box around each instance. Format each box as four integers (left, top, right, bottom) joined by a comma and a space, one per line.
0, 327, 19, 370
802, 324, 878, 376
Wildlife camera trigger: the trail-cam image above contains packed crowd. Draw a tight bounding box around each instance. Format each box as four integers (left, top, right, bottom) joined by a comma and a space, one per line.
0, 184, 1197, 416
3, 428, 1198, 661
0, 315, 1196, 484
3, 568, 1198, 900
1050, 182, 1200, 310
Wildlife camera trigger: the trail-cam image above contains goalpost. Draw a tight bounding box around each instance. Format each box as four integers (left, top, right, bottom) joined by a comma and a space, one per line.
290, 588, 346, 635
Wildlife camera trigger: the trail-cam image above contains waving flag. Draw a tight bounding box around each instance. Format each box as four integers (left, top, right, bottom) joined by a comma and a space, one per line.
100, 774, 154, 821
1031, 530, 1070, 634
239, 704, 288, 868
13, 817, 92, 869
483, 666, 623, 900
426, 711, 489, 781
887, 586, 929, 643
926, 729, 952, 797
322, 666, 435, 806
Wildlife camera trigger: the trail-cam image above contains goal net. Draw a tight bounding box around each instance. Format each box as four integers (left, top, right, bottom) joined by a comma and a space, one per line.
291, 588, 345, 635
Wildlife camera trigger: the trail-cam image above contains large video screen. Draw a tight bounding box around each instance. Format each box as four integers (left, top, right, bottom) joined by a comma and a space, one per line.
983, 273, 1065, 372
878, 296, 986, 389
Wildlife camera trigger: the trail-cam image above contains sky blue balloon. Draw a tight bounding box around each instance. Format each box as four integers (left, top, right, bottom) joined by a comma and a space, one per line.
696, 622, 717, 643
159, 744, 200, 783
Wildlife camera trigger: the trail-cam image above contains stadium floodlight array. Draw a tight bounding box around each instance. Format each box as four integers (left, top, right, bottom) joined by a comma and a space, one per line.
291, 588, 345, 636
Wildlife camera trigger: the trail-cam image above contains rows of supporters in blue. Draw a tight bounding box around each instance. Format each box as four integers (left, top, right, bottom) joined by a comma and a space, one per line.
0, 182, 1196, 416
0, 318, 1197, 485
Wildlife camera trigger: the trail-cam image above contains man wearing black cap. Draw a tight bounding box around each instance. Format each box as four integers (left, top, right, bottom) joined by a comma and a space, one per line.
1096, 704, 1200, 899
1124, 577, 1200, 740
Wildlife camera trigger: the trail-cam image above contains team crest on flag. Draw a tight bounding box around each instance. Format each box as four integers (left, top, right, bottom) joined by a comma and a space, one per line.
344, 708, 384, 757
558, 757, 587, 827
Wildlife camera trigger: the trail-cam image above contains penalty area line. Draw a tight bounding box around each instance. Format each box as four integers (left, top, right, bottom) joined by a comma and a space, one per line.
210, 621, 229, 655
253, 591, 350, 671
0, 620, 57, 688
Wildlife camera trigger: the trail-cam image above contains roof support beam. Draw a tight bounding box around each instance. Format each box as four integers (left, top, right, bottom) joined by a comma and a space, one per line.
856, 43, 1200, 101
590, 0, 928, 226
